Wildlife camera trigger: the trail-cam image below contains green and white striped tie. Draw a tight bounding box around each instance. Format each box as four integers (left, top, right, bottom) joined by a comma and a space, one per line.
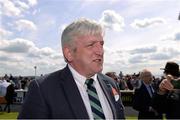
85, 78, 105, 119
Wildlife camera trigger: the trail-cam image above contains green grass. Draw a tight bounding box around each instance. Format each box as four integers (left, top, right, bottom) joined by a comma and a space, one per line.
0, 113, 138, 120
0, 112, 140, 120
126, 116, 137, 120
0, 112, 137, 119
0, 112, 18, 119
0, 112, 166, 120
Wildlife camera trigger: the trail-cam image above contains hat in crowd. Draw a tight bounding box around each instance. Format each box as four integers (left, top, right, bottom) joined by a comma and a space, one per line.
161, 61, 180, 77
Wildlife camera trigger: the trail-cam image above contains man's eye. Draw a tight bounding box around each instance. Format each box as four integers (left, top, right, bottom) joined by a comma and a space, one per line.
87, 43, 94, 47
101, 41, 104, 46
101, 40, 104, 45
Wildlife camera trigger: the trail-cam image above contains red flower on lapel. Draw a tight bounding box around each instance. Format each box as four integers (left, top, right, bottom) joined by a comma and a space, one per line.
111, 87, 119, 101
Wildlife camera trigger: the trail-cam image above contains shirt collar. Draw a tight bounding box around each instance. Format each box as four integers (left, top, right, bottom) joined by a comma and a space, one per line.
142, 81, 151, 87
68, 64, 98, 86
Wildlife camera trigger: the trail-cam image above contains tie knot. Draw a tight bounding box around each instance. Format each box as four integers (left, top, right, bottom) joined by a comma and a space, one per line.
85, 78, 94, 87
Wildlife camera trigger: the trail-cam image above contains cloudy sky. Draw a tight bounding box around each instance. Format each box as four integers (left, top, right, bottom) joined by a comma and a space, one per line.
0, 0, 180, 77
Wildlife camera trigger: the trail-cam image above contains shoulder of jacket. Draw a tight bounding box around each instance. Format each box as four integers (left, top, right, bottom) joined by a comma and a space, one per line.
97, 73, 117, 88
33, 69, 64, 86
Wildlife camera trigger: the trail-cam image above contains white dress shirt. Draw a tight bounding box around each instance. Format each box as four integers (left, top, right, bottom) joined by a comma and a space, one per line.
68, 64, 113, 119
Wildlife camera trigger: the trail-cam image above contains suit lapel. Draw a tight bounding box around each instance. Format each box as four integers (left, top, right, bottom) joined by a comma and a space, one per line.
142, 82, 152, 98
97, 74, 118, 119
60, 66, 89, 119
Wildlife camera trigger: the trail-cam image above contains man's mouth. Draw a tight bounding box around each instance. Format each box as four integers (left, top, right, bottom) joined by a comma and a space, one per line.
93, 59, 103, 63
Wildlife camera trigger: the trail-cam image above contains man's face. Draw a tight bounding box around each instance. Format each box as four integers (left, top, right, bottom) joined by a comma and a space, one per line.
70, 34, 104, 77
142, 72, 153, 84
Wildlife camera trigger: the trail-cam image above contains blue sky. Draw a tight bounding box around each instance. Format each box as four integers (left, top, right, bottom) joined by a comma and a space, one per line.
0, 0, 180, 76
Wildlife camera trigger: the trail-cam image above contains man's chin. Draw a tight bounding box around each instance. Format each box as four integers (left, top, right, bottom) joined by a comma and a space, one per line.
96, 67, 103, 73
91, 64, 103, 73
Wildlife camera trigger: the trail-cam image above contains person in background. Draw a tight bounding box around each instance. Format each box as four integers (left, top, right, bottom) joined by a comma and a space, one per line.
0, 78, 14, 113
131, 74, 141, 89
105, 72, 119, 85
125, 75, 134, 90
133, 69, 162, 119
0, 77, 10, 97
0, 77, 6, 111
4, 83, 15, 113
153, 61, 180, 119
119, 77, 128, 90
18, 18, 125, 119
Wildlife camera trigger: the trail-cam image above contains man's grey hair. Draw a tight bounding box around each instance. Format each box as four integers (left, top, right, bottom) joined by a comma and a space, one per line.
61, 18, 104, 49
139, 69, 152, 80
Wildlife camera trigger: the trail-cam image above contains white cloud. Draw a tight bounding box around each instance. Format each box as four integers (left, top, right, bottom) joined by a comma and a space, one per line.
50, 53, 63, 60
149, 46, 180, 61
171, 31, 180, 41
174, 32, 180, 41
150, 53, 171, 60
0, 38, 65, 76
100, 10, 125, 31
131, 17, 166, 29
27, 0, 38, 6
26, 42, 62, 59
0, 28, 13, 38
14, 19, 37, 31
0, 39, 61, 58
161, 47, 180, 57
0, 0, 38, 17
103, 42, 180, 75
0, 53, 24, 62
162, 30, 180, 41
0, 38, 35, 53
110, 0, 121, 3
15, 0, 30, 11
39, 47, 55, 56
0, 0, 21, 17
128, 55, 147, 64
129, 46, 157, 54
32, 8, 40, 15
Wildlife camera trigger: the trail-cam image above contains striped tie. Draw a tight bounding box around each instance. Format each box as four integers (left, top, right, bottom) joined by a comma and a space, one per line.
85, 78, 105, 119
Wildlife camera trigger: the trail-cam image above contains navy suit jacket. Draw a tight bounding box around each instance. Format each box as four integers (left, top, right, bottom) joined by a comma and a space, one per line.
18, 65, 125, 119
133, 81, 162, 119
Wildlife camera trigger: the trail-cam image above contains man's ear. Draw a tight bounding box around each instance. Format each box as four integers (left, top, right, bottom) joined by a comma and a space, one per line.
63, 47, 73, 62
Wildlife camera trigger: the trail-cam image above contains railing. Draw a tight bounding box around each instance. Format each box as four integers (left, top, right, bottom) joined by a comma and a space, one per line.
120, 90, 134, 106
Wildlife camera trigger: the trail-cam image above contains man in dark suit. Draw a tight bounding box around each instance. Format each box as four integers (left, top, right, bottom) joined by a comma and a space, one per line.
153, 61, 180, 119
133, 69, 162, 119
4, 84, 15, 113
18, 18, 125, 119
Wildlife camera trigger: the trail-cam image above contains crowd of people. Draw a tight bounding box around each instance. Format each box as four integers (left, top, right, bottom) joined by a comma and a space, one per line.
106, 61, 180, 119
105, 71, 161, 91
0, 75, 33, 112
0, 71, 162, 92
0, 74, 33, 90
